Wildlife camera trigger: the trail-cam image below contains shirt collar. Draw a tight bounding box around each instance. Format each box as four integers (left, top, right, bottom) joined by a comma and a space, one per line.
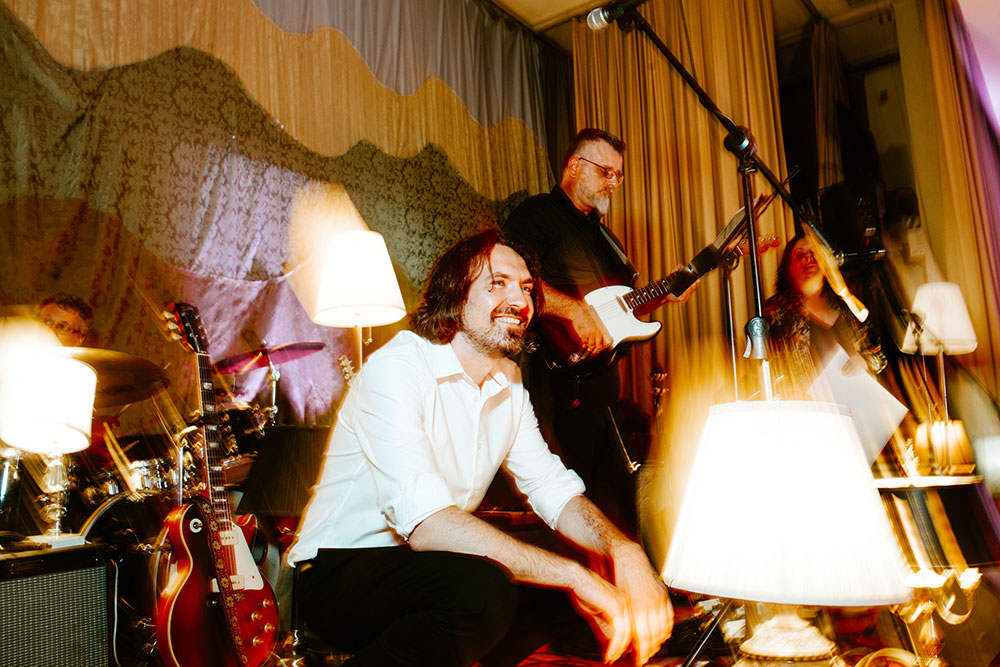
424, 338, 511, 393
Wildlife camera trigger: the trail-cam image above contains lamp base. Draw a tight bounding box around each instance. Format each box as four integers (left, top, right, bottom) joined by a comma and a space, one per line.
25, 532, 87, 549
738, 611, 838, 662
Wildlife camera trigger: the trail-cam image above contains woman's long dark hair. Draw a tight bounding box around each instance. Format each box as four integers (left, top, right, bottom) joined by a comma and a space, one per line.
410, 228, 542, 344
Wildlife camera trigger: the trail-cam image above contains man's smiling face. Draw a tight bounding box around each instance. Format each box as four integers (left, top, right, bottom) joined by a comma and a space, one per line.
457, 244, 534, 358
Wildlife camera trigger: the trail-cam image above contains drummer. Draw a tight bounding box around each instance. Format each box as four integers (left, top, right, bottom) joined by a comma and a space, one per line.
38, 292, 93, 347
39, 295, 123, 493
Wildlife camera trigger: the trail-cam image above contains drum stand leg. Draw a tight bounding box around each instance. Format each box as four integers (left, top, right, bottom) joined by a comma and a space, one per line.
265, 360, 280, 424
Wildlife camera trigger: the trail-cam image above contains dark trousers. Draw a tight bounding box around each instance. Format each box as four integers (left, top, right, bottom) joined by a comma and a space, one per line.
532, 361, 639, 540
297, 546, 589, 667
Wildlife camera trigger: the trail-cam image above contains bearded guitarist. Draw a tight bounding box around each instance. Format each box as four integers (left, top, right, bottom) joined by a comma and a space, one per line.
503, 129, 697, 539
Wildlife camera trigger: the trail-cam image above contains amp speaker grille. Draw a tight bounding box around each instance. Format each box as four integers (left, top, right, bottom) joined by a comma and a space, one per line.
0, 559, 109, 667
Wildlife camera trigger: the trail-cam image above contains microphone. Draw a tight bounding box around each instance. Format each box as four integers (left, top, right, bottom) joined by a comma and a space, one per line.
586, 0, 650, 30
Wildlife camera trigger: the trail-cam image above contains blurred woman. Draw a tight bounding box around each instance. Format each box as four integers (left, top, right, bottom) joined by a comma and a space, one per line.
764, 233, 886, 398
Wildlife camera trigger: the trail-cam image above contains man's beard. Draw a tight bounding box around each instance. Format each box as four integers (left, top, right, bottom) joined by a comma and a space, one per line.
586, 185, 613, 216
462, 308, 528, 357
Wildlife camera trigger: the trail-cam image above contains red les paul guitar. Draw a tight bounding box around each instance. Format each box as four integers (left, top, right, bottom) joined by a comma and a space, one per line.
155, 302, 278, 667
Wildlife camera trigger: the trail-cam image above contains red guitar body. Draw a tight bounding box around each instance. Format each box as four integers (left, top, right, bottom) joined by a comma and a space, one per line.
155, 503, 278, 667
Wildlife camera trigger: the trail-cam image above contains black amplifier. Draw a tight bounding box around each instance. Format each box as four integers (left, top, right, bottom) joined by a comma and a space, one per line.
0, 544, 110, 667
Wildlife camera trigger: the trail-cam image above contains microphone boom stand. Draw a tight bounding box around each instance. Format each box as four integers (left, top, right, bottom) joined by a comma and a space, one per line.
603, 6, 848, 660
614, 7, 846, 398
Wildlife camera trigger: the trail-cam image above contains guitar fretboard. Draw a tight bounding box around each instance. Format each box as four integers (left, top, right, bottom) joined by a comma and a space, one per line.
195, 351, 237, 564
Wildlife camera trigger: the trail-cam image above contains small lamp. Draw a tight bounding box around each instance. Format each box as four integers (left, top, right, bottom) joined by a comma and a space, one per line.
310, 229, 406, 371
0, 354, 97, 547
900, 282, 978, 474
663, 401, 912, 663
900, 282, 977, 356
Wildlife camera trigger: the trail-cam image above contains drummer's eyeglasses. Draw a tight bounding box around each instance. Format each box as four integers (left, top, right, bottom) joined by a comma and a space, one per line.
576, 156, 624, 184
40, 318, 86, 338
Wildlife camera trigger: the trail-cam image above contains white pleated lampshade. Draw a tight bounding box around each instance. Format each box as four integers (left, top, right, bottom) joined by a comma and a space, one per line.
900, 282, 977, 355
663, 401, 912, 607
0, 355, 97, 455
311, 230, 406, 328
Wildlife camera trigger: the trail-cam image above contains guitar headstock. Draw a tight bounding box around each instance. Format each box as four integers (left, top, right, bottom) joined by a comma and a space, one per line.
165, 302, 210, 355
338, 354, 356, 386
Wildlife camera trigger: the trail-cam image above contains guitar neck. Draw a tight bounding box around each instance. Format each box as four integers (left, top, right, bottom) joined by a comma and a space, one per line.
623, 244, 719, 317
195, 352, 233, 528
624, 268, 698, 317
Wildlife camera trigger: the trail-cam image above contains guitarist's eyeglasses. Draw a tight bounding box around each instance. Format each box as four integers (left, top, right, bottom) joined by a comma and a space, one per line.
576, 156, 624, 184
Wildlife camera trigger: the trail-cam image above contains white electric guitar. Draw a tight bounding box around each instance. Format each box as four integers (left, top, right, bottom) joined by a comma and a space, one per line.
537, 267, 694, 373
539, 205, 780, 374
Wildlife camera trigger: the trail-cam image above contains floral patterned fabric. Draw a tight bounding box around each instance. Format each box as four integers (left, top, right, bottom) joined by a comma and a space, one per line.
0, 5, 531, 427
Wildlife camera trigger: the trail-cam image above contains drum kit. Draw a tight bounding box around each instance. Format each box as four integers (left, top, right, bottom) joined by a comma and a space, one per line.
0, 339, 325, 666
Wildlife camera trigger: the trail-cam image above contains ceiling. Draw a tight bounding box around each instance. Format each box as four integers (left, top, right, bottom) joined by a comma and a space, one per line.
490, 0, 898, 69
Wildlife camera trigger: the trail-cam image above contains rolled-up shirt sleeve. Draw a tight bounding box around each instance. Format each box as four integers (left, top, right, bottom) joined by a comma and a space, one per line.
351, 355, 455, 540
501, 388, 585, 530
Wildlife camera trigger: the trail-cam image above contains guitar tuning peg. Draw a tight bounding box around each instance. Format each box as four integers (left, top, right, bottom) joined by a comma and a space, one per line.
162, 310, 174, 320
170, 332, 182, 341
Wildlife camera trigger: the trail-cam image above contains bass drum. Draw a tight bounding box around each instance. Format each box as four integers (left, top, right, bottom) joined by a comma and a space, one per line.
80, 492, 172, 667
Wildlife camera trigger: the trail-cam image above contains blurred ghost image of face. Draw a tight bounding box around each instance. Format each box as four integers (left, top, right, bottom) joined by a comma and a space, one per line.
38, 303, 89, 347
787, 238, 825, 297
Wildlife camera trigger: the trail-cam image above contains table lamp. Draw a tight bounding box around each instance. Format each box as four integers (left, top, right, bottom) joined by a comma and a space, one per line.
0, 354, 97, 547
663, 401, 912, 664
900, 282, 978, 474
309, 229, 406, 372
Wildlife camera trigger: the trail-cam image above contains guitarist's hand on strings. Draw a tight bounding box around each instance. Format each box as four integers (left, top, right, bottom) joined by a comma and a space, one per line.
569, 299, 611, 362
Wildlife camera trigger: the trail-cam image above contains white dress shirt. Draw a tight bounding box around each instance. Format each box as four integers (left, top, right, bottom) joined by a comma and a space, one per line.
287, 331, 585, 564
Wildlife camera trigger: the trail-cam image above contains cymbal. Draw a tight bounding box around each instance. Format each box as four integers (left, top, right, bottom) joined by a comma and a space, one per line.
213, 342, 326, 375
61, 348, 170, 409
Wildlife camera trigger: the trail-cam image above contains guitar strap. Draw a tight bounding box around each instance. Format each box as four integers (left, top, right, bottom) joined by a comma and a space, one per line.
192, 496, 252, 666
593, 217, 638, 285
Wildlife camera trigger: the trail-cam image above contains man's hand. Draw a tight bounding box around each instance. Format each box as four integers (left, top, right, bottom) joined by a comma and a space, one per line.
665, 263, 700, 304
556, 497, 674, 665
840, 353, 868, 376
569, 300, 612, 360
610, 543, 674, 665
567, 565, 634, 663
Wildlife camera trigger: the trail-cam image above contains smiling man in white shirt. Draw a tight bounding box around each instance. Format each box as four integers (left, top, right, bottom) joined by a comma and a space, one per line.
289, 229, 672, 667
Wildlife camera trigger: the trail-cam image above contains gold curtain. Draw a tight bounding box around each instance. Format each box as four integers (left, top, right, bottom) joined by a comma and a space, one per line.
572, 0, 794, 421
812, 19, 849, 191
897, 0, 1000, 400
4, 0, 551, 201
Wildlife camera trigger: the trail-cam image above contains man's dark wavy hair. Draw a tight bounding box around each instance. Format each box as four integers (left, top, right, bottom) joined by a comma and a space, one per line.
410, 228, 543, 344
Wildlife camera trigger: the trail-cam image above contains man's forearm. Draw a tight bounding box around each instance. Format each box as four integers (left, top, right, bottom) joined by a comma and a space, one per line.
537, 280, 582, 320
554, 495, 643, 562
408, 505, 586, 590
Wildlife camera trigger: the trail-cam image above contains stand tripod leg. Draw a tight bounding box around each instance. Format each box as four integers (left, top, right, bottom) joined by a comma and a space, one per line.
681, 599, 734, 667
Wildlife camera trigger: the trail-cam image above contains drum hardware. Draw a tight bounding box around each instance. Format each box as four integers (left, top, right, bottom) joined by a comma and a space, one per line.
213, 341, 326, 423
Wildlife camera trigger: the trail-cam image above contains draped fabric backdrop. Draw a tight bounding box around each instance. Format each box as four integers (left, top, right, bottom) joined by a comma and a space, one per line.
572, 0, 794, 428
897, 0, 1000, 401
812, 19, 849, 191
0, 0, 566, 429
